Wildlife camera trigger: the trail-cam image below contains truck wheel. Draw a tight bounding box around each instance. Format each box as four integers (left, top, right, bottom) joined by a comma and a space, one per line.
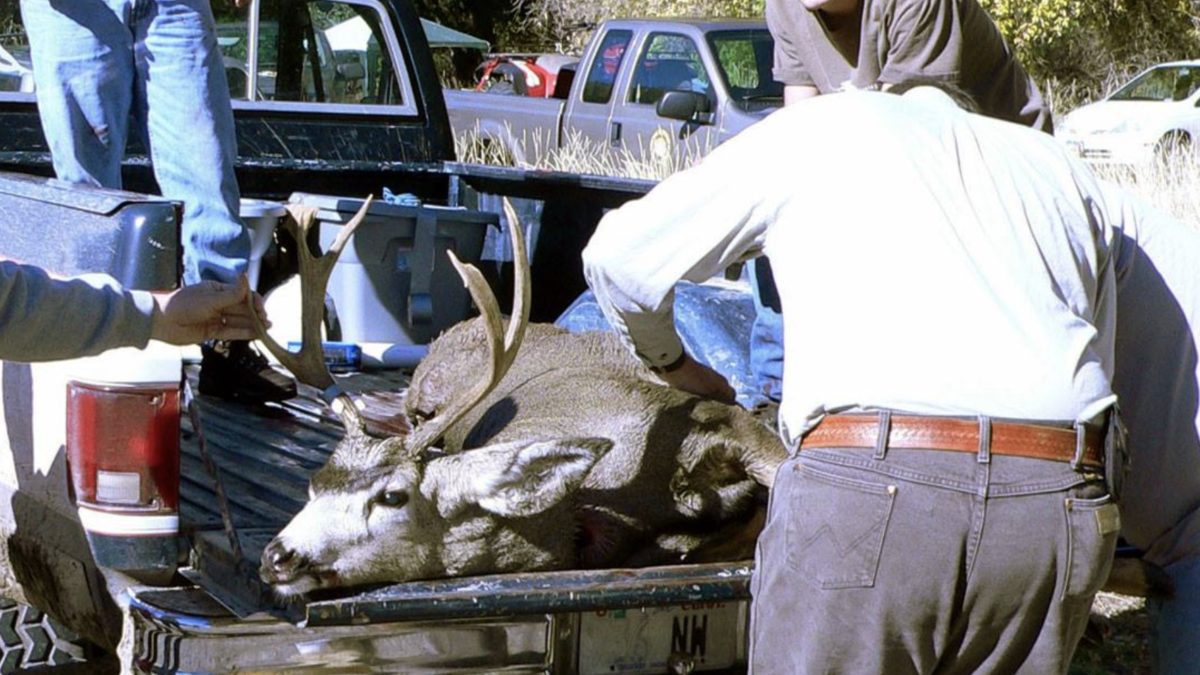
0, 598, 93, 672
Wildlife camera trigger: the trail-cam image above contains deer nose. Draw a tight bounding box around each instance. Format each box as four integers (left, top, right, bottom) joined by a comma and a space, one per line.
261, 538, 309, 582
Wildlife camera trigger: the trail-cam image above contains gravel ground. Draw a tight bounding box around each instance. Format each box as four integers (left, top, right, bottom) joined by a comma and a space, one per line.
1071, 592, 1152, 675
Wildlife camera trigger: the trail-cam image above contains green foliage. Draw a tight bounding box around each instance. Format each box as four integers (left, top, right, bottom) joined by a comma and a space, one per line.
509, 0, 765, 52
716, 39, 759, 88
0, 1, 24, 47
498, 0, 1197, 114
979, 0, 1200, 111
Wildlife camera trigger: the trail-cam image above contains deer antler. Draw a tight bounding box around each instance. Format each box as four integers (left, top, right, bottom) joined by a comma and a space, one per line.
403, 198, 530, 456
248, 197, 374, 424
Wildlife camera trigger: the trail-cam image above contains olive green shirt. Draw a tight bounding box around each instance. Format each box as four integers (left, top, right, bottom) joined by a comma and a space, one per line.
766, 0, 1051, 132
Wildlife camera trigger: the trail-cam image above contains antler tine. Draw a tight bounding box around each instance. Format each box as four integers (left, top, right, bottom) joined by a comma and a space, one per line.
249, 197, 374, 407
502, 197, 531, 350
404, 200, 530, 455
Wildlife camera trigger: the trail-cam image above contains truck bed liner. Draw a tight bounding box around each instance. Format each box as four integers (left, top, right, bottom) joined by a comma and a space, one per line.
180, 365, 407, 533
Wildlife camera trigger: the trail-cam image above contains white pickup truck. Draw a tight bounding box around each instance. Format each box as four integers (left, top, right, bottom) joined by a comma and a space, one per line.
445, 18, 783, 167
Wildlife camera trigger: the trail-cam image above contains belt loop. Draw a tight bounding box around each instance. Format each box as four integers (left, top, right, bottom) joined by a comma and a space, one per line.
873, 410, 892, 460
977, 416, 992, 464
1071, 414, 1091, 471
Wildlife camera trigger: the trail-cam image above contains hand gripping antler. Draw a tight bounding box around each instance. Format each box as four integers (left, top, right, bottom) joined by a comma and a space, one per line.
248, 197, 374, 428
402, 198, 531, 456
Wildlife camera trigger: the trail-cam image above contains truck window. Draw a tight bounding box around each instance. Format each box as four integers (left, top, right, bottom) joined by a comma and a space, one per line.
628, 33, 711, 107
581, 30, 632, 104
707, 29, 784, 111
0, 19, 34, 94
215, 0, 408, 108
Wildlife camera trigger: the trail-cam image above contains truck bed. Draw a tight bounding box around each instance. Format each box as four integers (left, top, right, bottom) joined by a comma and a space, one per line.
148, 366, 752, 673
179, 364, 404, 535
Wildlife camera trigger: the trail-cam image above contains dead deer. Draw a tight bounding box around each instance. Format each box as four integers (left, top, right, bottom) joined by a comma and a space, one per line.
253, 198, 788, 598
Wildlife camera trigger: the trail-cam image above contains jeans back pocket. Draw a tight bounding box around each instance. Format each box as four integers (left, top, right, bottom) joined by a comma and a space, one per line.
785, 461, 897, 589
1062, 494, 1120, 601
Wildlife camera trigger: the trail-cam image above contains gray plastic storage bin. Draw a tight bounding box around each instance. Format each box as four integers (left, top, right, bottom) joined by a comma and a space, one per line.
289, 193, 497, 347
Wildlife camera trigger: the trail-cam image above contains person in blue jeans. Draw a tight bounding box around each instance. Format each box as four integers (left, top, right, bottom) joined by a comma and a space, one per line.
20, 0, 294, 403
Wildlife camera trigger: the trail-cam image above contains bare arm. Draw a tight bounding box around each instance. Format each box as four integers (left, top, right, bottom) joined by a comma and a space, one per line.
657, 354, 736, 403
784, 84, 820, 106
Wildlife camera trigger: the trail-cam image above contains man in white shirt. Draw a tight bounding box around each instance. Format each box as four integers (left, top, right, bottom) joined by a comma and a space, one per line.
583, 86, 1125, 672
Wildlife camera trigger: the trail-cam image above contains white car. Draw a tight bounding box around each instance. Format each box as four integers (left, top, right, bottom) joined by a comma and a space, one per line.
1058, 60, 1200, 164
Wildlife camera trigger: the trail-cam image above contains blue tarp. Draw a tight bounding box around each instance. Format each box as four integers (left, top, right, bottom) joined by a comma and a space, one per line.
554, 280, 762, 408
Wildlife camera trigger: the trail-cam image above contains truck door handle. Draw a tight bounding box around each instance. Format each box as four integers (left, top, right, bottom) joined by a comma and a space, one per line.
609, 122, 622, 146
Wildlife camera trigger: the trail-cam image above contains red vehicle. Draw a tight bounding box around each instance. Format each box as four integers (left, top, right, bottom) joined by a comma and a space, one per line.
474, 53, 579, 98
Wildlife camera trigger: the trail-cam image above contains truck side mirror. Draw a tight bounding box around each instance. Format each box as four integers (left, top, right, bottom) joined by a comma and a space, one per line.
656, 90, 713, 124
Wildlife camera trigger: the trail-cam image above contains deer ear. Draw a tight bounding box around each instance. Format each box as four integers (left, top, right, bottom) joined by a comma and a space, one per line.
462, 438, 610, 518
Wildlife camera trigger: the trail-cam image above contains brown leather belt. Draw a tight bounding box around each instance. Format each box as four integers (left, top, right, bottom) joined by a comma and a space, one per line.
801, 414, 1103, 470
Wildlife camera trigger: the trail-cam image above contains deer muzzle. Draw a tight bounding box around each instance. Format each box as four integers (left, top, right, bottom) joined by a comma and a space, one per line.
260, 537, 323, 589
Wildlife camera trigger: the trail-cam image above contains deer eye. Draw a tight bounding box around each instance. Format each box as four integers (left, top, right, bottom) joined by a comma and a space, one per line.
374, 490, 409, 509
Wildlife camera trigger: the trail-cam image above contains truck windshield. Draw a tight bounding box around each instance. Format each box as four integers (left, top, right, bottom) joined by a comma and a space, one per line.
707, 30, 783, 111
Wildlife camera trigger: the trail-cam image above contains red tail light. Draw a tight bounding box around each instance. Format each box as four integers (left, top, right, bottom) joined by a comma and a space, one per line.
66, 380, 180, 577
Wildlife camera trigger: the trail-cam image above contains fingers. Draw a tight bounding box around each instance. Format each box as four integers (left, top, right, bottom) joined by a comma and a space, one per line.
203, 277, 270, 327
149, 277, 271, 345
218, 304, 271, 332
209, 316, 258, 341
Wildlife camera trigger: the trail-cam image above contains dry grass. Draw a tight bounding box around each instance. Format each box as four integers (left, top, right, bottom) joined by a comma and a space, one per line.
1072, 593, 1152, 675
454, 123, 711, 180
1093, 157, 1200, 229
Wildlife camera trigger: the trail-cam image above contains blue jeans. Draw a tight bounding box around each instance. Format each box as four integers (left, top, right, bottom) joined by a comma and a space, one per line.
1150, 556, 1200, 674
746, 257, 783, 404
21, 0, 248, 285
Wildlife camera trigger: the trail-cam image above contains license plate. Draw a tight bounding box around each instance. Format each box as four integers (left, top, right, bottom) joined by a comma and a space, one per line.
577, 601, 746, 674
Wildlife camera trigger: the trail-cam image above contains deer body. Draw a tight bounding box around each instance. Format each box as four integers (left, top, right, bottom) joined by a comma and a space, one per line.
412, 319, 785, 566
256, 199, 786, 598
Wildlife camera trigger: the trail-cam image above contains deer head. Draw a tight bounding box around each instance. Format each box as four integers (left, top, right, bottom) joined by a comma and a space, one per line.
255, 199, 612, 596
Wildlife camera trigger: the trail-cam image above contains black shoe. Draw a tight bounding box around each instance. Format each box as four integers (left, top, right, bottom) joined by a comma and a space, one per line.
199, 340, 297, 404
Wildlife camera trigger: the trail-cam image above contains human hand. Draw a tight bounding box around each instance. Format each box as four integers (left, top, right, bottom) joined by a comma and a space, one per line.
232, 0, 251, 8
150, 276, 270, 345
657, 354, 736, 404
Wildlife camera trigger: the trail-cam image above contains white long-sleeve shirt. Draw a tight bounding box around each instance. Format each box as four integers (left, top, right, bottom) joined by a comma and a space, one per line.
583, 88, 1120, 447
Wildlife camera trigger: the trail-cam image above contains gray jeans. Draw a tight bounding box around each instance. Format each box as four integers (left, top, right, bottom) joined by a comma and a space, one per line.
749, 440, 1119, 674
